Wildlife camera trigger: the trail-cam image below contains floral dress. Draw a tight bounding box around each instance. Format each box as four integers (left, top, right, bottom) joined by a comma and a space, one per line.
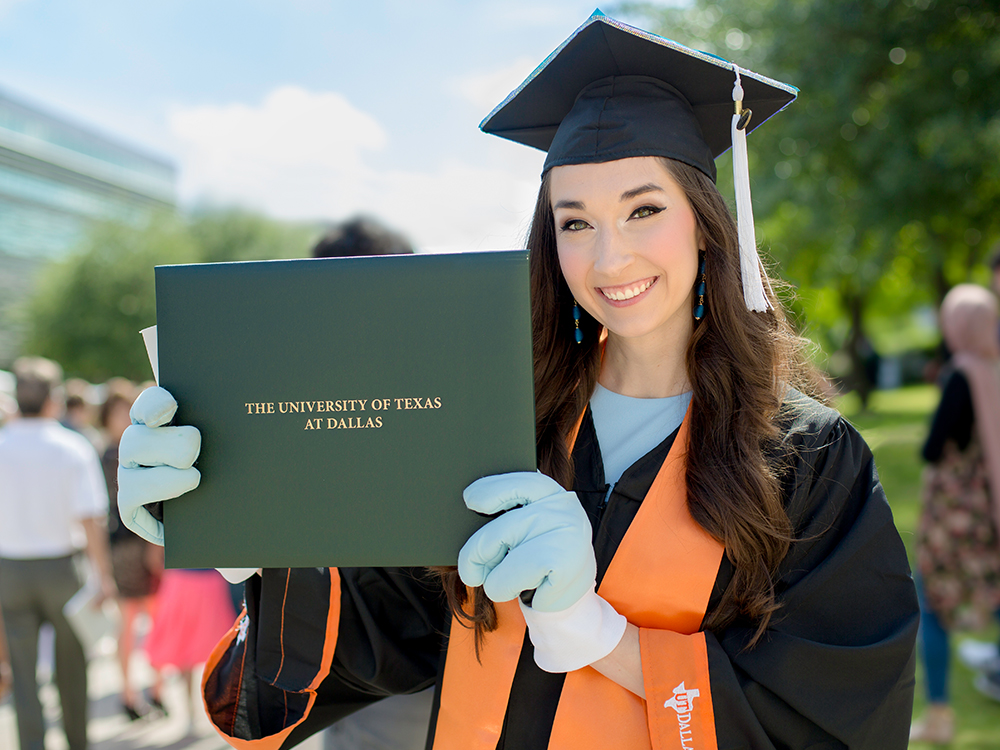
917, 434, 1000, 629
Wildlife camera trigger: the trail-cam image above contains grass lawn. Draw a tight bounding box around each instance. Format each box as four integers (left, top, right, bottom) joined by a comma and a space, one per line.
837, 385, 1000, 748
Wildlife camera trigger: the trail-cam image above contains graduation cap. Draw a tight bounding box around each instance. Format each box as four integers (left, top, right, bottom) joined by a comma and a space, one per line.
480, 10, 798, 312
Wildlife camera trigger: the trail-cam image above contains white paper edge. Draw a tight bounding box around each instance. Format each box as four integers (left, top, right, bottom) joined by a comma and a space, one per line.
218, 568, 261, 584
140, 325, 159, 384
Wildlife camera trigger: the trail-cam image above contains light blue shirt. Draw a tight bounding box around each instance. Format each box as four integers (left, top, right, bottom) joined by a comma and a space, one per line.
589, 384, 692, 487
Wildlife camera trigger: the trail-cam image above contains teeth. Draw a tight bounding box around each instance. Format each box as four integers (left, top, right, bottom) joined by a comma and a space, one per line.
601, 279, 653, 301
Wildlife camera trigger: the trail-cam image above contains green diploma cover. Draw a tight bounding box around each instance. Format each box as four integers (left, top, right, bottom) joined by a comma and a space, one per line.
154, 250, 536, 569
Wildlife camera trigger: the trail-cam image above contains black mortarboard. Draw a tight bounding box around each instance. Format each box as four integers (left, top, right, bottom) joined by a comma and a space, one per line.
480, 9, 797, 184
480, 9, 798, 312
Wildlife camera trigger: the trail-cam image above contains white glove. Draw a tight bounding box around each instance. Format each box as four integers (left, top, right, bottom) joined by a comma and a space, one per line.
459, 471, 596, 612
117, 386, 201, 545
458, 471, 627, 672
518, 585, 627, 673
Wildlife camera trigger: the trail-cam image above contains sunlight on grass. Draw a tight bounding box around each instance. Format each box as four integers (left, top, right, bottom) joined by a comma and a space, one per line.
837, 383, 938, 421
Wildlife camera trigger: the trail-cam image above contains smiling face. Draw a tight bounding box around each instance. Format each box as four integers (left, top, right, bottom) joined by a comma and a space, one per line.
550, 156, 702, 355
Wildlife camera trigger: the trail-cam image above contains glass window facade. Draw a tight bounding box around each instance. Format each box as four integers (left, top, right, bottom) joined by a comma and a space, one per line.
0, 88, 177, 366
0, 88, 176, 260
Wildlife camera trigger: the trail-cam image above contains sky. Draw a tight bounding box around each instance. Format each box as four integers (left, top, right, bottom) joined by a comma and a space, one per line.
0, 0, 680, 253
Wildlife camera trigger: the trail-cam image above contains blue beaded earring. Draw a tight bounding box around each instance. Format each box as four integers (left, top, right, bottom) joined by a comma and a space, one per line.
572, 300, 583, 344
693, 256, 707, 321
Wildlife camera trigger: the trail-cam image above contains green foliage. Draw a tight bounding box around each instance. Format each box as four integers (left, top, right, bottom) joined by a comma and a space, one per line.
22, 209, 318, 382
187, 207, 315, 263
24, 214, 197, 382
618, 0, 1000, 397
752, 0, 1000, 298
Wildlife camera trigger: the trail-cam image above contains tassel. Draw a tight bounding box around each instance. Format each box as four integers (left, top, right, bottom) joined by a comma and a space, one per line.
732, 67, 772, 312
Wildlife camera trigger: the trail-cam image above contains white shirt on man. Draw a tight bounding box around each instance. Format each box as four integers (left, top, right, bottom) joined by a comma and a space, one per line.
0, 417, 108, 559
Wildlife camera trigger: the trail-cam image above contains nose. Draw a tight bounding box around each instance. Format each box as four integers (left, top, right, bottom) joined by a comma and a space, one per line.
592, 226, 633, 278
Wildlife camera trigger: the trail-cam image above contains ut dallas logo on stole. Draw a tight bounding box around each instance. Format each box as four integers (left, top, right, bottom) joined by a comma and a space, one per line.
664, 682, 701, 749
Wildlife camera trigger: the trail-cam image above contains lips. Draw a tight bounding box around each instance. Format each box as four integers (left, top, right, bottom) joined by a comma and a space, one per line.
599, 277, 656, 301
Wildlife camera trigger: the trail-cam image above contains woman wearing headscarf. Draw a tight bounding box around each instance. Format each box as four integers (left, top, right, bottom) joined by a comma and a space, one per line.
911, 283, 1000, 743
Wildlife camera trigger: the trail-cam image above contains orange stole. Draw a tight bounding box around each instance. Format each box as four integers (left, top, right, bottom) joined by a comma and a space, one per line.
433, 408, 725, 749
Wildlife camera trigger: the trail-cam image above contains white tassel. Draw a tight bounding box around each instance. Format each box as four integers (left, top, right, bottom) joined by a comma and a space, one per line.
732, 67, 772, 313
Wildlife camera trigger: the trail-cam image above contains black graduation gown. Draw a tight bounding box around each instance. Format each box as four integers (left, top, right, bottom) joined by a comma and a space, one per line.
203, 391, 918, 749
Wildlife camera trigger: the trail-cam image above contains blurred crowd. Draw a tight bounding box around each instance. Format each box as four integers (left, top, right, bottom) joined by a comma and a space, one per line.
0, 359, 236, 750
0, 217, 430, 750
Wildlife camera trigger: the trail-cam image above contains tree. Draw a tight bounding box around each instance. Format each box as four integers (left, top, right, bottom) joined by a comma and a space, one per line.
620, 0, 1000, 403
24, 214, 197, 383
187, 207, 315, 263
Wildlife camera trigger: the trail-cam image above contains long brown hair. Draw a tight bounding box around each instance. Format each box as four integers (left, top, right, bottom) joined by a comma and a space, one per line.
437, 157, 820, 648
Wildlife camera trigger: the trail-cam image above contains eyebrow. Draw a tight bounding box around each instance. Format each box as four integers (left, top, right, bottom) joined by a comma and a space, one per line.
552, 183, 665, 211
620, 183, 664, 202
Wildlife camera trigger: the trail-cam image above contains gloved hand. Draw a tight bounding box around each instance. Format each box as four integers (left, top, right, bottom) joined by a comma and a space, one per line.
458, 471, 596, 612
458, 472, 626, 672
117, 386, 201, 546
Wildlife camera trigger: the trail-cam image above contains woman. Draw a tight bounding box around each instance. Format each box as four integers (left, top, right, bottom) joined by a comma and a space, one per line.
143, 566, 236, 734
117, 12, 918, 749
910, 284, 1000, 743
100, 380, 165, 719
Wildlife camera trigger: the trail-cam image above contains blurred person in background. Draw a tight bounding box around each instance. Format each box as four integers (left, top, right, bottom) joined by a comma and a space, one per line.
954, 244, 1000, 695
142, 567, 234, 735
310, 216, 436, 750
0, 356, 116, 750
310, 214, 413, 259
100, 378, 166, 720
61, 378, 103, 454
911, 284, 1000, 743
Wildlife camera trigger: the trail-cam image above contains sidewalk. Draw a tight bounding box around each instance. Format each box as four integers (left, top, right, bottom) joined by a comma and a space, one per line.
0, 635, 320, 750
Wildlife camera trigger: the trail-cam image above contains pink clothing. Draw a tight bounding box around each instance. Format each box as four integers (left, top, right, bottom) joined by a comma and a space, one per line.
145, 569, 236, 670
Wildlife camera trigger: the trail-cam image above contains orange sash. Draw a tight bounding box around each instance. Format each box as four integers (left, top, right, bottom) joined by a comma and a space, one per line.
433, 407, 724, 749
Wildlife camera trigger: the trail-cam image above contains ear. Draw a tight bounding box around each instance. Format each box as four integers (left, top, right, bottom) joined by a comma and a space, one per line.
695, 225, 706, 254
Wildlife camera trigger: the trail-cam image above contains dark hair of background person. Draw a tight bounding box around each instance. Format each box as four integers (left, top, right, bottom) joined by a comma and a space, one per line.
13, 356, 63, 416
63, 378, 90, 412
437, 157, 827, 650
100, 378, 137, 429
311, 216, 413, 259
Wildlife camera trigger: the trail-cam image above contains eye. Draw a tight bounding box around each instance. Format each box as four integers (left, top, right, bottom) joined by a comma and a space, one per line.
559, 218, 591, 232
630, 205, 664, 220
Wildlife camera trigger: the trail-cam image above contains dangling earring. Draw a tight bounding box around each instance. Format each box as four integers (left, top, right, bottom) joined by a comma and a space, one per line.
572, 300, 583, 344
693, 256, 707, 321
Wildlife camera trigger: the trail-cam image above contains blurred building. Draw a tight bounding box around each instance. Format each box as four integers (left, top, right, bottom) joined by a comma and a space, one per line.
0, 87, 176, 365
